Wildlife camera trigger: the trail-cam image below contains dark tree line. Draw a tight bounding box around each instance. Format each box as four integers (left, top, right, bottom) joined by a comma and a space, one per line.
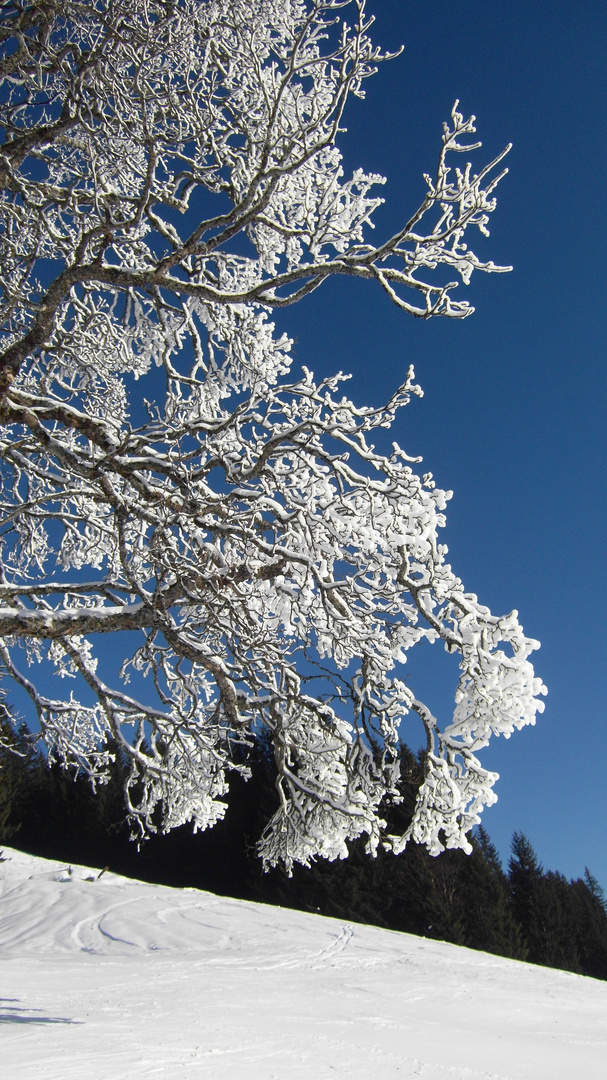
1, 703, 606, 980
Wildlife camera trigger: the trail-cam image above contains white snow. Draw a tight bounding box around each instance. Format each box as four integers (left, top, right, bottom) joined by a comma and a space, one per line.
1, 847, 606, 1079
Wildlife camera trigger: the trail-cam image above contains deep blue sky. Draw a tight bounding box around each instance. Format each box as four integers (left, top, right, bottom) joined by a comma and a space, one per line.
275, 1, 607, 884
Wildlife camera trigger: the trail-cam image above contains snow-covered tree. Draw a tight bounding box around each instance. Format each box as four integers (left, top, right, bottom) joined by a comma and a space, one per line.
0, 0, 545, 870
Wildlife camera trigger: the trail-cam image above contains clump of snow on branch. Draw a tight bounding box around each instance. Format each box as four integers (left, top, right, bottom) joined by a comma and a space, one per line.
0, 0, 545, 871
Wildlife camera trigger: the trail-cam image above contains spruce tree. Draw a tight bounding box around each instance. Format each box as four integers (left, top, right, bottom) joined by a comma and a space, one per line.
568, 871, 607, 980
508, 831, 545, 963
460, 827, 527, 959
0, 702, 43, 850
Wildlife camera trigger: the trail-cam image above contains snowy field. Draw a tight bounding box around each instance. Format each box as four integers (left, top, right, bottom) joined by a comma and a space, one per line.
1, 847, 606, 1079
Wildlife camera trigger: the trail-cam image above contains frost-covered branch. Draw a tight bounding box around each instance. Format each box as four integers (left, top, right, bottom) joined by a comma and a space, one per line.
0, 0, 510, 401
0, 0, 544, 871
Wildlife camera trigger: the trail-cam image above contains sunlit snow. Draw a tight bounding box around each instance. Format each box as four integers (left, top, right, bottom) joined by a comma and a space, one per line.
1, 847, 606, 1079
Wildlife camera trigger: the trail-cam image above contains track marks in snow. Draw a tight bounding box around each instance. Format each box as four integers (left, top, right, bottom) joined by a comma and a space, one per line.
259, 920, 354, 970
312, 921, 353, 967
71, 895, 151, 953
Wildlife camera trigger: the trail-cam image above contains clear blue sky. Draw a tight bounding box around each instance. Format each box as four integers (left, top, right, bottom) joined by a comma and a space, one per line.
274, 1, 607, 885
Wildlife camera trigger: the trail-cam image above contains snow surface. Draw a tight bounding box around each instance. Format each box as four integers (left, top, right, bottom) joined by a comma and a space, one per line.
1, 847, 606, 1079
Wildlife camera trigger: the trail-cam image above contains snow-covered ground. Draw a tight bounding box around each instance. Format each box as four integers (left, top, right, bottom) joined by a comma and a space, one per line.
1, 847, 606, 1079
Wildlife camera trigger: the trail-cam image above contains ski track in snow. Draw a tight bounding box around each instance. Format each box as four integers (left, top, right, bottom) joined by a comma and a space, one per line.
1, 848, 606, 1079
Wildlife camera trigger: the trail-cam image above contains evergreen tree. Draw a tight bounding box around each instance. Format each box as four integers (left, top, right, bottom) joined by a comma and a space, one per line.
508, 833, 607, 977
0, 702, 43, 849
508, 831, 545, 962
537, 870, 582, 973
583, 867, 607, 911
568, 871, 607, 980
459, 827, 527, 959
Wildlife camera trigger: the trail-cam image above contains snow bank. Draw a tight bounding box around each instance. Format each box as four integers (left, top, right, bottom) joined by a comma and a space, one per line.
1, 847, 606, 1078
